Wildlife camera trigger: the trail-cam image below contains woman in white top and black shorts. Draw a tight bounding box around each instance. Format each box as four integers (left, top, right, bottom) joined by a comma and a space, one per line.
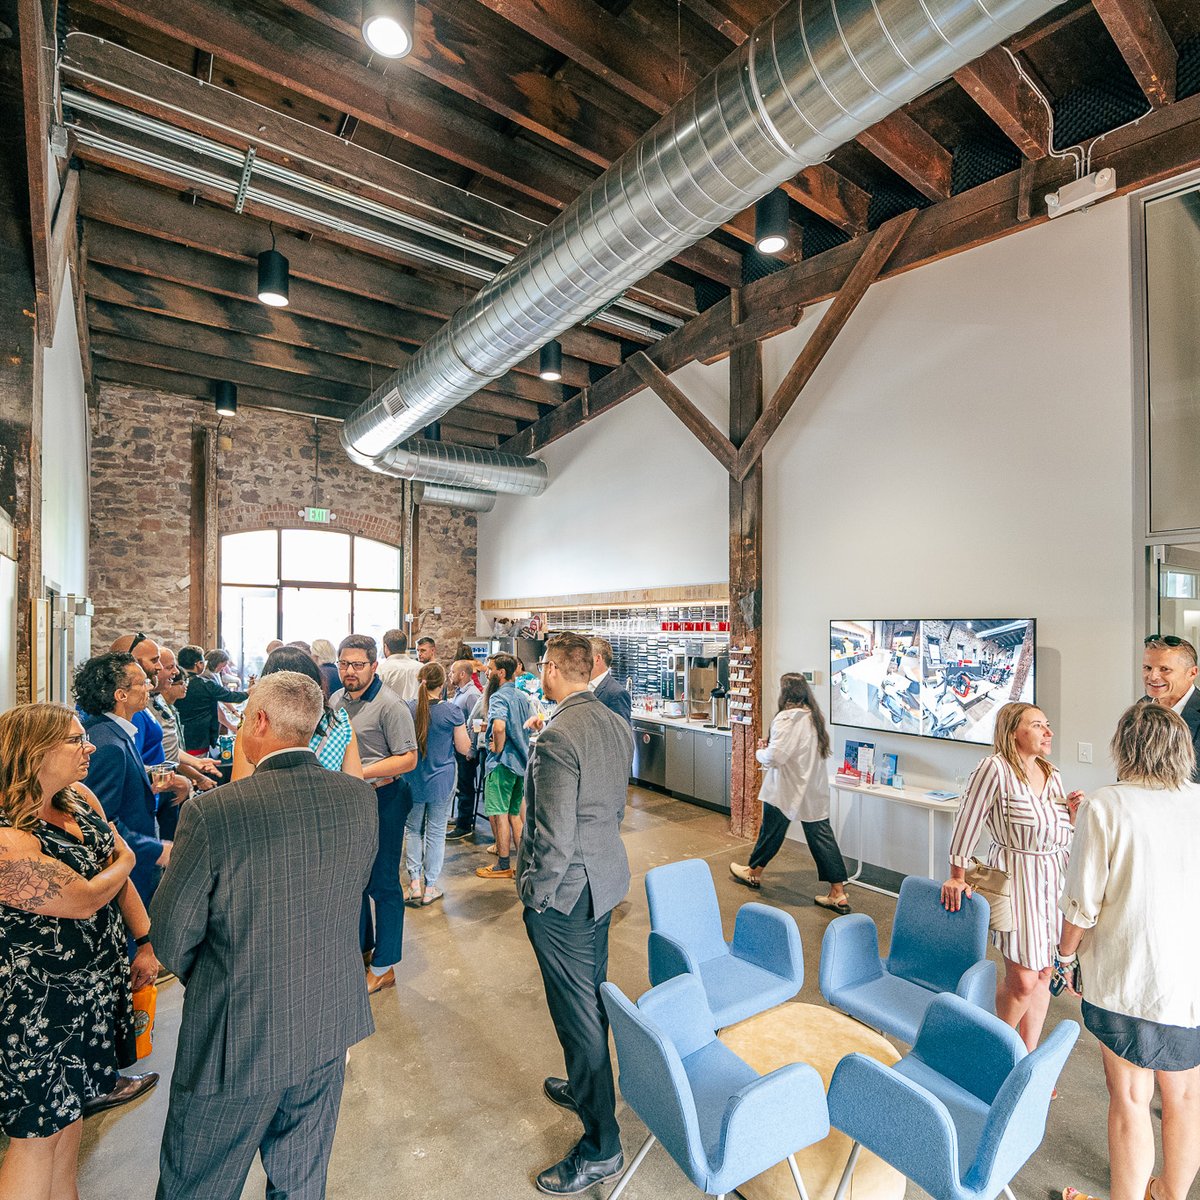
730, 673, 851, 913
1058, 702, 1200, 1200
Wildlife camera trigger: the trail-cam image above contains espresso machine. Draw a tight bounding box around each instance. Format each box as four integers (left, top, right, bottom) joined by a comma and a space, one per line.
684, 645, 729, 722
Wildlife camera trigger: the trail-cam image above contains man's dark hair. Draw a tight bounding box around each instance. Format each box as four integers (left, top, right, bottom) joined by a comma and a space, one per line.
492, 653, 519, 682
177, 645, 205, 671
74, 652, 137, 716
339, 634, 378, 663
263, 645, 329, 704
382, 629, 407, 655
417, 636, 436, 649
204, 648, 231, 672
546, 633, 592, 684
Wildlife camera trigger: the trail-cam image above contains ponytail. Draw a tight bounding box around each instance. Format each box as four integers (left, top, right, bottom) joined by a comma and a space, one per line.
414, 661, 445, 757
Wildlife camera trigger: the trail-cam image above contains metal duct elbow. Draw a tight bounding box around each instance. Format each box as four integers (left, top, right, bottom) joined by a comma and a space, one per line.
413, 482, 497, 513
367, 439, 547, 496
343, 0, 1060, 468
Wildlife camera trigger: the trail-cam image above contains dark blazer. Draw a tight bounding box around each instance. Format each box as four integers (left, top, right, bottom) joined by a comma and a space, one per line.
593, 670, 632, 725
150, 749, 378, 1096
174, 673, 249, 752
1180, 689, 1200, 782
82, 713, 162, 900
516, 690, 633, 919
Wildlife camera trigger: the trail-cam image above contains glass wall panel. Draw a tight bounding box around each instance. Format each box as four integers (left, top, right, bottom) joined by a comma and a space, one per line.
281, 529, 350, 583
222, 530, 278, 585
220, 586, 278, 680
352, 590, 402, 655
355, 537, 402, 590
282, 587, 352, 646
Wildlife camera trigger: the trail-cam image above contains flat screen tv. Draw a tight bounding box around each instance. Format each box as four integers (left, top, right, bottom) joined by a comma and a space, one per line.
829, 619, 1036, 745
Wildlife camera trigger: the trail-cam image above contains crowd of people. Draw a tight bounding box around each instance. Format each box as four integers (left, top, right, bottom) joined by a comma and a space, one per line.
0, 627, 1197, 1200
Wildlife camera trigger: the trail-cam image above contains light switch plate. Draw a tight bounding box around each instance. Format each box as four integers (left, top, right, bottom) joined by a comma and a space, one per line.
1078, 742, 1093, 764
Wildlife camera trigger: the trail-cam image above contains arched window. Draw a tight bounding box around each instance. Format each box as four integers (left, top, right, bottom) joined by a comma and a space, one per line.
219, 529, 402, 677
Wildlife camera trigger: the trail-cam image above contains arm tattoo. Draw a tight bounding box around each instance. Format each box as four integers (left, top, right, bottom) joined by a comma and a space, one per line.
0, 856, 79, 911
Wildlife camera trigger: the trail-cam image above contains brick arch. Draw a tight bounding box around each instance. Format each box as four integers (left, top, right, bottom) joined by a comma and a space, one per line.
220, 505, 404, 548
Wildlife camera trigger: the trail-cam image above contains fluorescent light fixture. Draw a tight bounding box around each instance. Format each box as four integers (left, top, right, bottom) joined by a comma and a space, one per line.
214, 381, 238, 416
362, 0, 415, 58
538, 340, 562, 382
256, 248, 289, 307
754, 189, 789, 256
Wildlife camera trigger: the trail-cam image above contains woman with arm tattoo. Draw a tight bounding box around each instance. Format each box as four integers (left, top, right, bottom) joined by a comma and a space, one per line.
0, 703, 156, 1200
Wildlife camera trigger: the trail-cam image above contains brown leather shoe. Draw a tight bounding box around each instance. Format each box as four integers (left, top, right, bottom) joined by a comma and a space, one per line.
475, 864, 515, 879
81, 1072, 159, 1117
365, 967, 395, 995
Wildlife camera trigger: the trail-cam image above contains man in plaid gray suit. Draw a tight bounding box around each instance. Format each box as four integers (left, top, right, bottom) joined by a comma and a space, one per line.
150, 671, 378, 1200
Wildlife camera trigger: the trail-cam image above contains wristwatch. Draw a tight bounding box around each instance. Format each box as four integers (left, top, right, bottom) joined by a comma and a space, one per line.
134, 932, 152, 947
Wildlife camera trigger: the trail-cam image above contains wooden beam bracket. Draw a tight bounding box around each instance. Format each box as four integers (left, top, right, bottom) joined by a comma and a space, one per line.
629, 353, 737, 474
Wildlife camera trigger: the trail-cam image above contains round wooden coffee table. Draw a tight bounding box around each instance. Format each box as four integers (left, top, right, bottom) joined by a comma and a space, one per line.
718, 1002, 904, 1200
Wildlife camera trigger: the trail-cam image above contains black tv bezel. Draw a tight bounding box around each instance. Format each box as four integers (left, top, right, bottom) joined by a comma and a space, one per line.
828, 617, 1038, 745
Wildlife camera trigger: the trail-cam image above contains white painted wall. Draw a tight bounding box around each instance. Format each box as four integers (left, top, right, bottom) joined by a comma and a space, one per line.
42, 289, 90, 595
476, 199, 1138, 873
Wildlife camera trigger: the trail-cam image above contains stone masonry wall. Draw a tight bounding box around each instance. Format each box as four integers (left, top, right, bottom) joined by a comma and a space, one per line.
89, 383, 477, 657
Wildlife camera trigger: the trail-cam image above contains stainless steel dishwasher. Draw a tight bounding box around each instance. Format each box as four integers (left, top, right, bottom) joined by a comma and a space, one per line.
631, 721, 666, 789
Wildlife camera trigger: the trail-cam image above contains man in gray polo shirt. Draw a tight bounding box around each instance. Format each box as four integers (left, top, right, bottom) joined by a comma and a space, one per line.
331, 633, 418, 995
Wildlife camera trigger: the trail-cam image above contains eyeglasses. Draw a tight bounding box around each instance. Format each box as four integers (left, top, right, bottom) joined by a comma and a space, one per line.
337, 660, 372, 670
536, 658, 555, 672
64, 734, 91, 747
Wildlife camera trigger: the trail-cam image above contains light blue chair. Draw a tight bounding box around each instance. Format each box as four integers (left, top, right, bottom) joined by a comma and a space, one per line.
819, 875, 995, 1043
827, 993, 1079, 1200
645, 858, 804, 1028
600, 975, 829, 1200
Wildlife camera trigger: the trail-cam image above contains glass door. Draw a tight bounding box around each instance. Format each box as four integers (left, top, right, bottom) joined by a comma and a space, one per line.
1150, 543, 1200, 644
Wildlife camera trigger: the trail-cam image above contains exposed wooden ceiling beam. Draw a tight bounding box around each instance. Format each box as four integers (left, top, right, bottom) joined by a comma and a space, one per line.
855, 111, 953, 201
954, 48, 1051, 159
783, 165, 869, 235
1091, 0, 1176, 107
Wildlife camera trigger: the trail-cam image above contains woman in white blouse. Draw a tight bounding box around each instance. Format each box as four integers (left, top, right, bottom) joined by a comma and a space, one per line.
1058, 703, 1200, 1200
942, 703, 1082, 1052
730, 673, 851, 912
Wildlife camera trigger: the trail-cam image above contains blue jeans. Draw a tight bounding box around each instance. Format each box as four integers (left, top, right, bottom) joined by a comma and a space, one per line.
360, 780, 411, 971
404, 781, 455, 886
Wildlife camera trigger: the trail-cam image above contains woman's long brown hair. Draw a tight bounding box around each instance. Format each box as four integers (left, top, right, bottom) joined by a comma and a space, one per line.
0, 703, 89, 831
414, 662, 446, 758
777, 673, 831, 759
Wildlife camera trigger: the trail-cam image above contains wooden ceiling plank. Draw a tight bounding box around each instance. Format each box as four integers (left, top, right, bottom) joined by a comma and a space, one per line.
784, 165, 870, 235
1091, 0, 1177, 107
953, 48, 1051, 159
855, 111, 953, 201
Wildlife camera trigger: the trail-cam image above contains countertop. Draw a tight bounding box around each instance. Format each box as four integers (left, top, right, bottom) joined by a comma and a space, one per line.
631, 711, 734, 738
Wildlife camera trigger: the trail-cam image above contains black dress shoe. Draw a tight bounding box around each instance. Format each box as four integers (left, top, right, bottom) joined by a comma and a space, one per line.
535, 1149, 624, 1195
542, 1076, 579, 1114
82, 1072, 160, 1117
445, 826, 473, 842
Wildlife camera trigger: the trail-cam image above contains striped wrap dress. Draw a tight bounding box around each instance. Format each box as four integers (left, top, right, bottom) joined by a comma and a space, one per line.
948, 754, 1074, 970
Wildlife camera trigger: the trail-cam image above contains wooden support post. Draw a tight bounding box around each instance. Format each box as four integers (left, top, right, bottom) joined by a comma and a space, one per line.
728, 340, 763, 840
188, 426, 217, 646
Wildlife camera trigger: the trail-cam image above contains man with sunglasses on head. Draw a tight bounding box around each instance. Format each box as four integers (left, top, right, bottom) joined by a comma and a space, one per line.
1142, 634, 1200, 780
331, 634, 418, 996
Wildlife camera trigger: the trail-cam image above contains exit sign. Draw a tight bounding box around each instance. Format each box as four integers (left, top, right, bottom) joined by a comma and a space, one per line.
303, 506, 332, 524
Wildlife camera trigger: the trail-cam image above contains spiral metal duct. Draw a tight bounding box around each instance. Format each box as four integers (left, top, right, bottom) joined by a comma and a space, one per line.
342, 0, 1059, 471
413, 482, 498, 512
345, 438, 548, 495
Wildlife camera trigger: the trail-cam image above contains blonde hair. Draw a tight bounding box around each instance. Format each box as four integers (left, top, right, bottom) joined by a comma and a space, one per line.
1110, 702, 1196, 789
992, 702, 1053, 785
0, 704, 90, 832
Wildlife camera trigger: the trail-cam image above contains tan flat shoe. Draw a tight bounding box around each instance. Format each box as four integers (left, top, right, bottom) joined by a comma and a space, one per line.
365, 967, 395, 995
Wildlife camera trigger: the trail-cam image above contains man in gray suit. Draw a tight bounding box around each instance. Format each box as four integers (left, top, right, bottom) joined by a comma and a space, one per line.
151, 671, 378, 1200
517, 633, 634, 1196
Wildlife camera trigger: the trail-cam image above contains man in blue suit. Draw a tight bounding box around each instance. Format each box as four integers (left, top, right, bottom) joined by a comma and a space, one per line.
75, 652, 171, 905
588, 637, 632, 725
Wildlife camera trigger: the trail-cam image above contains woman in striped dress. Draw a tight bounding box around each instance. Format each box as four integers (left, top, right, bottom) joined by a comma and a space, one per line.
941, 703, 1083, 1051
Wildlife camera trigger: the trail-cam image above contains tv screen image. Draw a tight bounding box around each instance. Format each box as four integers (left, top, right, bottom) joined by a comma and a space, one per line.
830, 619, 1036, 745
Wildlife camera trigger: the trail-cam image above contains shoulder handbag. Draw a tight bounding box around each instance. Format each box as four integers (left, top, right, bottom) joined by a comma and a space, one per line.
963, 789, 1016, 933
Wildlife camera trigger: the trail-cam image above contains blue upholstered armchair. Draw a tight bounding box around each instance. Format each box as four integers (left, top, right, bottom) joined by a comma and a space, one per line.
827, 993, 1078, 1200
601, 975, 830, 1200
645, 858, 804, 1028
819, 875, 995, 1043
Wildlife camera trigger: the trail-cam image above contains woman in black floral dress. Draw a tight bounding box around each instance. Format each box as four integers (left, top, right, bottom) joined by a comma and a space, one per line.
0, 703, 158, 1200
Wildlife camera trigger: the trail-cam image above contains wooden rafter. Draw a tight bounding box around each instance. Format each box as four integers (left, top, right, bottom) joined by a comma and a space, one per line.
628, 353, 737, 474
855, 112, 953, 201
954, 48, 1051, 159
1091, 0, 1176, 108
733, 209, 918, 479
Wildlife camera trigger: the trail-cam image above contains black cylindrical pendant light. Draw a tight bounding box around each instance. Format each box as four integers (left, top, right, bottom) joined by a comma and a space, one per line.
754, 189, 790, 255
214, 380, 238, 416
362, 0, 415, 58
257, 248, 290, 307
538, 340, 562, 382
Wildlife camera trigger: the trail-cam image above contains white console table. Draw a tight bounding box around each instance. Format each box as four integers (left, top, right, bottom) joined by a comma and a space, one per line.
828, 775, 961, 897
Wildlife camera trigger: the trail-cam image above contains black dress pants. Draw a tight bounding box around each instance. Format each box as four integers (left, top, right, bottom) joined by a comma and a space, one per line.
452, 751, 478, 832
749, 802, 849, 883
523, 884, 621, 1162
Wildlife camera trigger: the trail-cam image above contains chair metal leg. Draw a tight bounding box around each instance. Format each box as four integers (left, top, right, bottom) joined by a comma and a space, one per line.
787, 1153, 812, 1200
1002, 1187, 1017, 1200
606, 1134, 655, 1200
831, 1142, 862, 1200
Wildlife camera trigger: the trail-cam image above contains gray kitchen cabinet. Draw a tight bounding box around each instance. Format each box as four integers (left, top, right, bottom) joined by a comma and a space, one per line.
665, 726, 694, 796
694, 731, 728, 808
724, 747, 731, 808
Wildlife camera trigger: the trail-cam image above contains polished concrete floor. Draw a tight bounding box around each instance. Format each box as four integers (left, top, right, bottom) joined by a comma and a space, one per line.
74, 785, 1140, 1200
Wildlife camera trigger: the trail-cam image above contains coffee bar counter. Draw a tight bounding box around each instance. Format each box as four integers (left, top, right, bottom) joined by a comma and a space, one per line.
631, 713, 732, 811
